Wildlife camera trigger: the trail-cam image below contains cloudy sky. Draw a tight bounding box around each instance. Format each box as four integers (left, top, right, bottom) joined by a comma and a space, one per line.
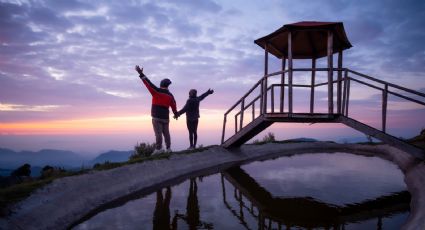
1, 0, 424, 154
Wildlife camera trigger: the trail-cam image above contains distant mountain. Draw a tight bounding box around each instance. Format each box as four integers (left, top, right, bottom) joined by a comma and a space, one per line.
287, 138, 318, 142
336, 136, 375, 144
0, 148, 136, 177
0, 168, 13, 177
90, 150, 133, 165
0, 148, 88, 169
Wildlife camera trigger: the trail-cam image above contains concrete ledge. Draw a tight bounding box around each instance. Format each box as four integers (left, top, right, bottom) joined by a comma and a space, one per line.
0, 142, 423, 230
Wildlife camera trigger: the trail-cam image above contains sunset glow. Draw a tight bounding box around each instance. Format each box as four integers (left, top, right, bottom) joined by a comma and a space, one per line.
1, 0, 424, 153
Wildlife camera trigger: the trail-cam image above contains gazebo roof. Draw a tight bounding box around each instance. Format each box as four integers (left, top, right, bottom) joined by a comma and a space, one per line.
254, 21, 352, 59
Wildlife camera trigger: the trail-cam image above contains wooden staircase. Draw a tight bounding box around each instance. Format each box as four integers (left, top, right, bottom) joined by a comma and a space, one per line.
221, 68, 425, 160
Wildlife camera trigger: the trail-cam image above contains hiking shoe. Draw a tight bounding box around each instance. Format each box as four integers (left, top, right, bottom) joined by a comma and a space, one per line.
187, 147, 194, 150
152, 148, 164, 155
165, 148, 172, 153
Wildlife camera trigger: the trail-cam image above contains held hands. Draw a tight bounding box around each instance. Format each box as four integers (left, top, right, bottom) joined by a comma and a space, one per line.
207, 88, 214, 95
173, 112, 179, 120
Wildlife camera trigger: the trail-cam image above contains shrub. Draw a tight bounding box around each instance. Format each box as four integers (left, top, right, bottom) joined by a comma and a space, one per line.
93, 161, 123, 171
130, 142, 156, 160
262, 132, 276, 142
252, 132, 276, 145
11, 164, 31, 178
40, 165, 66, 179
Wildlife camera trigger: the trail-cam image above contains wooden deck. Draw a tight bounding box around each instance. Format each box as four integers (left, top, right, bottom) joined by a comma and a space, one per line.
222, 113, 339, 148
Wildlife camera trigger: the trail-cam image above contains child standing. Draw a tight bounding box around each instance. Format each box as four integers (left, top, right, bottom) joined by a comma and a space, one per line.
175, 89, 214, 149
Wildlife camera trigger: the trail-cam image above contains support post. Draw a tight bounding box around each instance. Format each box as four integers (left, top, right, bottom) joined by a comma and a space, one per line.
288, 32, 293, 114
337, 50, 343, 114
310, 58, 316, 114
327, 31, 334, 114
263, 44, 269, 114
280, 57, 286, 112
382, 84, 388, 132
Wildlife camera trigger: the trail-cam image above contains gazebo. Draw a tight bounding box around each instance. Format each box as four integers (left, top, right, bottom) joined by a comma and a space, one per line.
221, 21, 425, 160
254, 21, 352, 114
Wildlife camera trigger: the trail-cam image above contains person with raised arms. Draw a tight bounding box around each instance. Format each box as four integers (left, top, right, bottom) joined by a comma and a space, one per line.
135, 65, 178, 154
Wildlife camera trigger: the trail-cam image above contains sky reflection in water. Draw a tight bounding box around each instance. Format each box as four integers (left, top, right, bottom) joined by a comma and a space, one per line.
75, 152, 409, 230
241, 152, 407, 206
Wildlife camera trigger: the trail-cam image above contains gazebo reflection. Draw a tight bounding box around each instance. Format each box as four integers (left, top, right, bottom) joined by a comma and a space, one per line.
221, 167, 410, 230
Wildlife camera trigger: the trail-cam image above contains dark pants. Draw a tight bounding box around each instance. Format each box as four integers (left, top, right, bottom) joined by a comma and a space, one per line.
152, 118, 171, 150
186, 119, 198, 148
153, 187, 171, 230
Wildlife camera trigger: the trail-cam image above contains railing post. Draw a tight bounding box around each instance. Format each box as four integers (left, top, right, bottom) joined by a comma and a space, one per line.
240, 99, 245, 130
260, 79, 264, 115
280, 57, 286, 113
234, 114, 238, 133
342, 70, 348, 116
310, 58, 316, 114
221, 115, 227, 144
382, 84, 388, 133
288, 32, 293, 114
252, 103, 255, 121
337, 50, 343, 114
271, 86, 275, 113
327, 31, 334, 114
346, 78, 351, 116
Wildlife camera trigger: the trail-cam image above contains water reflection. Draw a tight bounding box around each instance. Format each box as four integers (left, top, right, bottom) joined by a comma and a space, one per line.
221, 166, 410, 229
75, 153, 410, 230
172, 179, 213, 229
153, 187, 172, 230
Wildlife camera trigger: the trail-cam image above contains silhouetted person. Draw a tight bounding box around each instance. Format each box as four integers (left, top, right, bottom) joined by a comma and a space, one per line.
186, 179, 200, 229
135, 65, 178, 154
153, 187, 172, 230
171, 178, 213, 229
175, 89, 214, 149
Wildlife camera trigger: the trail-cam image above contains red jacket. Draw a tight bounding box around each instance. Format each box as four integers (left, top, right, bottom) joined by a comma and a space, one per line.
140, 74, 177, 119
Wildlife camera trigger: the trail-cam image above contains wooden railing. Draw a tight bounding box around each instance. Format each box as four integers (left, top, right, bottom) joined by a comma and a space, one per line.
221, 68, 425, 144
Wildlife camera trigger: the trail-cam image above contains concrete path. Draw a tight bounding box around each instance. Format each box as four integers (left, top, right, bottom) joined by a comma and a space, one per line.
0, 142, 424, 230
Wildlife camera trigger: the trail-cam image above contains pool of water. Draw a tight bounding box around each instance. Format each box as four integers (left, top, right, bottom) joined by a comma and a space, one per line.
74, 152, 410, 229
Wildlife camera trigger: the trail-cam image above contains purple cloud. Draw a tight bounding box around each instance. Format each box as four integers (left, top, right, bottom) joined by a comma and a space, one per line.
1, 0, 424, 152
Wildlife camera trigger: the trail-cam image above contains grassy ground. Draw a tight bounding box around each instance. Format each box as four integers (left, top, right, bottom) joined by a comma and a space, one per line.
0, 179, 52, 215
0, 145, 215, 214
